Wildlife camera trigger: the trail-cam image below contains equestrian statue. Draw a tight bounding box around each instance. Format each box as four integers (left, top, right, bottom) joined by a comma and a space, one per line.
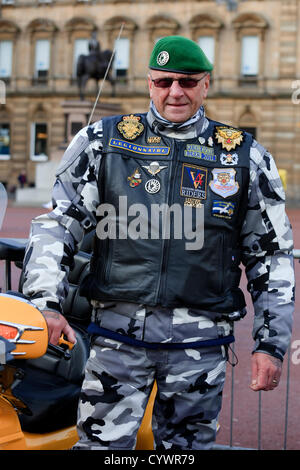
76, 32, 115, 100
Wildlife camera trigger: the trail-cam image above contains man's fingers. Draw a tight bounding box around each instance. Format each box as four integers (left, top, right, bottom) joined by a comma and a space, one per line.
250, 352, 282, 391
43, 310, 76, 346
63, 323, 77, 344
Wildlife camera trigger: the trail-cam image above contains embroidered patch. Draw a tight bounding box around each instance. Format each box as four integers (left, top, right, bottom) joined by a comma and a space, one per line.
180, 164, 207, 200
212, 200, 235, 219
117, 114, 144, 141
215, 126, 243, 151
184, 144, 217, 162
220, 153, 239, 166
109, 138, 170, 155
209, 168, 239, 198
128, 168, 142, 187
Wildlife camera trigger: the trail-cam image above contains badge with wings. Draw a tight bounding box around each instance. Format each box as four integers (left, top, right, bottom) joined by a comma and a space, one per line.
215, 126, 243, 152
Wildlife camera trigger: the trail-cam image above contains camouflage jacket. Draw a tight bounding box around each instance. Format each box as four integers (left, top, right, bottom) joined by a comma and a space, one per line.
22, 111, 295, 361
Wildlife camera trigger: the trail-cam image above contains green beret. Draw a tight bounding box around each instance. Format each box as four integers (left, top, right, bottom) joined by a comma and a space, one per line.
149, 35, 213, 74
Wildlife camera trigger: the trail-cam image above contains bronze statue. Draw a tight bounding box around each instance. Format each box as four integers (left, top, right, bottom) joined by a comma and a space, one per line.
76, 32, 115, 100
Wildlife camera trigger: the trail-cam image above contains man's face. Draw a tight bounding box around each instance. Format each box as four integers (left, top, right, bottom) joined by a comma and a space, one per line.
148, 70, 210, 123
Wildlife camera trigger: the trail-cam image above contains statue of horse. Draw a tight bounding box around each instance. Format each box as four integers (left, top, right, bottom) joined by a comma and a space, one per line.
76, 42, 115, 100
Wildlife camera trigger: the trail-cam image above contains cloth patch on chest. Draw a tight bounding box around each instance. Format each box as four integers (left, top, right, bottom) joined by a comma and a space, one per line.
109, 138, 170, 155
184, 144, 217, 162
212, 200, 235, 219
209, 168, 239, 198
180, 164, 207, 200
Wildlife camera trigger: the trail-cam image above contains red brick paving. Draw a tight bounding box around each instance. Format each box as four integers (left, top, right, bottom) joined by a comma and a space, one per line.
0, 203, 299, 449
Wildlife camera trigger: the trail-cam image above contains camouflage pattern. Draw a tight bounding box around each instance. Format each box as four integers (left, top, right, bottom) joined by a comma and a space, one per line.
74, 333, 227, 450
90, 301, 234, 344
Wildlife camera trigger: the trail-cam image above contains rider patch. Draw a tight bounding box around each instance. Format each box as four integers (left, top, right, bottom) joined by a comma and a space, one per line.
109, 138, 170, 156
180, 164, 207, 200
184, 144, 216, 162
117, 114, 144, 141
212, 200, 235, 219
209, 168, 239, 198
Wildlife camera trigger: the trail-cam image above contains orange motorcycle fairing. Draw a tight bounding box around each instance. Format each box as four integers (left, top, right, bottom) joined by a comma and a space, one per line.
0, 395, 27, 450
0, 294, 48, 359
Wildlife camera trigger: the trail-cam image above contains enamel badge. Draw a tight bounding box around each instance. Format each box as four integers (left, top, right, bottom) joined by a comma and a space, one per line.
147, 136, 161, 144
128, 168, 142, 187
142, 161, 167, 176
220, 153, 239, 166
117, 115, 144, 141
215, 127, 243, 151
209, 168, 239, 198
145, 179, 161, 194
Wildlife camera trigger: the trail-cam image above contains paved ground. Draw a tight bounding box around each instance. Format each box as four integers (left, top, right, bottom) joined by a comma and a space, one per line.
0, 203, 299, 450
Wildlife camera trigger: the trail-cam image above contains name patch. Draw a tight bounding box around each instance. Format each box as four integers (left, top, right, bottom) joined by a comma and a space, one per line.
109, 138, 170, 156
184, 144, 216, 162
212, 200, 235, 219
180, 164, 207, 200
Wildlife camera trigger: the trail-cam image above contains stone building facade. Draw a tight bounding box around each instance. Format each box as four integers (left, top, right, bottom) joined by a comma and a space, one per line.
0, 0, 299, 202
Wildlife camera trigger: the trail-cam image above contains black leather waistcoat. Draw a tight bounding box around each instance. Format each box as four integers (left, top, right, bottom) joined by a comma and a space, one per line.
80, 113, 252, 313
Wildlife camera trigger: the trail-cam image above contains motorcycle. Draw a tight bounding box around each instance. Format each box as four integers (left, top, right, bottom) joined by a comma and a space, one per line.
0, 184, 156, 450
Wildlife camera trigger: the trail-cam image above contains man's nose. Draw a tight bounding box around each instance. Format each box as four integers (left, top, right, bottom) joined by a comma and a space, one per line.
169, 80, 184, 97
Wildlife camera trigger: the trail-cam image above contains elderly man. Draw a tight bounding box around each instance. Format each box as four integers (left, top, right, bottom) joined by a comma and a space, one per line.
23, 36, 294, 450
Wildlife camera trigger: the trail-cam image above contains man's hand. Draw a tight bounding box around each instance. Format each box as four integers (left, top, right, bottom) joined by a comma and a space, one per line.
42, 310, 76, 346
250, 352, 282, 391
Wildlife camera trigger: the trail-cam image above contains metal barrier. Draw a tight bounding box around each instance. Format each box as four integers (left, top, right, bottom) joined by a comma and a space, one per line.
214, 248, 299, 450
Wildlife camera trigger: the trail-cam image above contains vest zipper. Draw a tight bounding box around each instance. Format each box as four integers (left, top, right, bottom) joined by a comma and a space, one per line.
156, 141, 179, 305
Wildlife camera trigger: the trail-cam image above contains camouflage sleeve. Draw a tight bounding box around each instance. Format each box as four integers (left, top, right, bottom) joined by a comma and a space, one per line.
241, 140, 295, 361
22, 121, 103, 314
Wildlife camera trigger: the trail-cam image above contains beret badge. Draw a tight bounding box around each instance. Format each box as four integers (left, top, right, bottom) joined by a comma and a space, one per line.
157, 51, 169, 66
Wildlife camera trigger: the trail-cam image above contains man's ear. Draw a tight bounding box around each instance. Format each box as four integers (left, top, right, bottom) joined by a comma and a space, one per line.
147, 73, 153, 98
203, 74, 210, 99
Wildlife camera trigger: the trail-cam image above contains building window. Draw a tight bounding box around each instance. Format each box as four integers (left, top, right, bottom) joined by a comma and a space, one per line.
73, 38, 89, 77
198, 36, 215, 66
31, 123, 48, 161
113, 38, 130, 80
0, 124, 10, 160
241, 126, 257, 139
34, 40, 50, 83
0, 41, 12, 79
241, 35, 259, 77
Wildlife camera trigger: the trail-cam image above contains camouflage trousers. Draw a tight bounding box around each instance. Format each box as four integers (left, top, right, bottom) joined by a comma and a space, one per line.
74, 334, 227, 450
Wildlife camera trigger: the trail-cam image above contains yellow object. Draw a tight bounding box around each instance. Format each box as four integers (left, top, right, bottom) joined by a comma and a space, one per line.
278, 169, 287, 191
0, 396, 27, 450
23, 427, 78, 450
0, 294, 48, 359
135, 382, 157, 450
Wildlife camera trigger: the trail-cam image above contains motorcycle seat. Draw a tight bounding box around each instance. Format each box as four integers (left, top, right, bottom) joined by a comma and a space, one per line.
13, 323, 90, 434
0, 238, 27, 262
